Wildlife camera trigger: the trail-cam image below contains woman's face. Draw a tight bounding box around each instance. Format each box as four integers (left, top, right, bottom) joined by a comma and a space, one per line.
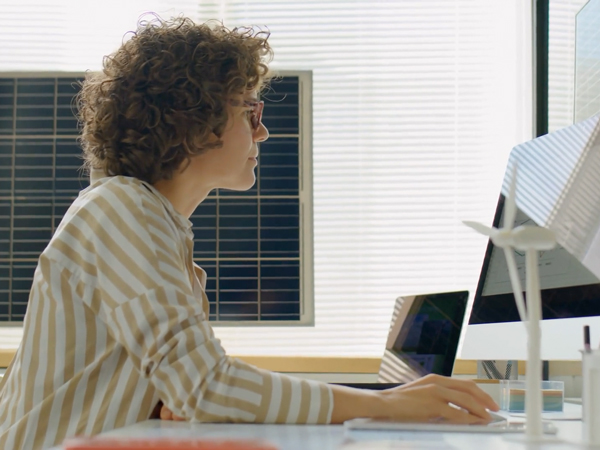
197, 91, 269, 192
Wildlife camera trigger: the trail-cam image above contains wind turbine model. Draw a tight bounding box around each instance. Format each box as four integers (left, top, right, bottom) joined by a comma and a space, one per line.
463, 164, 556, 441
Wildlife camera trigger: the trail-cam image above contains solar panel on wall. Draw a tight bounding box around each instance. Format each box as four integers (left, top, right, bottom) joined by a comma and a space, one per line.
0, 73, 309, 324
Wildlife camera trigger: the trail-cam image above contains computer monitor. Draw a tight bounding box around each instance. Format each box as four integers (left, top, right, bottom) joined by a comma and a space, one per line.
460, 0, 600, 362
460, 112, 600, 361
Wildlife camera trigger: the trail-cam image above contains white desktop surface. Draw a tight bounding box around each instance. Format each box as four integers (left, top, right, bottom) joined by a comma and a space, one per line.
66, 406, 586, 450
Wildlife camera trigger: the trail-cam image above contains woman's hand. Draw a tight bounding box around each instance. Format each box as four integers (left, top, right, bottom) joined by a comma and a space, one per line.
160, 404, 186, 421
330, 374, 499, 424
379, 374, 499, 424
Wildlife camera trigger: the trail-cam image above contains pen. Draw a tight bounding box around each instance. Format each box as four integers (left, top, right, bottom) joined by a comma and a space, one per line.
584, 325, 591, 353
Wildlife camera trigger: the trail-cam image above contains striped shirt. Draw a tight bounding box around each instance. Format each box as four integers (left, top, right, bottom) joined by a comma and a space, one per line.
0, 176, 333, 450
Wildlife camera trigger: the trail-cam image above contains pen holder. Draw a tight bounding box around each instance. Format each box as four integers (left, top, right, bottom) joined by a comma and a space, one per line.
582, 349, 600, 446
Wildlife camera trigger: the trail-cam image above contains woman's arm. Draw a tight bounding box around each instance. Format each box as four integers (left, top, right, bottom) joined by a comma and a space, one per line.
161, 374, 498, 424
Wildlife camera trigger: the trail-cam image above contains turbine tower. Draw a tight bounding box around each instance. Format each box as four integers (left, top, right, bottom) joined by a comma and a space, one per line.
464, 164, 556, 441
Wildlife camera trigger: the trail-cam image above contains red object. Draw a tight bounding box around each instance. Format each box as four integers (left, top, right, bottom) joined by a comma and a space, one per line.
62, 437, 280, 450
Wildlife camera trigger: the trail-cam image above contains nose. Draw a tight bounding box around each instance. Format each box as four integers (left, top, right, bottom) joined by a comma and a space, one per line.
253, 122, 269, 143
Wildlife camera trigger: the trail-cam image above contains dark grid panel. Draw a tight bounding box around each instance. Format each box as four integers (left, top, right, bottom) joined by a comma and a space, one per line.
260, 260, 301, 321
259, 138, 299, 196
0, 75, 304, 323
260, 198, 300, 258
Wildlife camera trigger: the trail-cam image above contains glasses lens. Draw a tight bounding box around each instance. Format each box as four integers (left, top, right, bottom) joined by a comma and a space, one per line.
252, 102, 264, 130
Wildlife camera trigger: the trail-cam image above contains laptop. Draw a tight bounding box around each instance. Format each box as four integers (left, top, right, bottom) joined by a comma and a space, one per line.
334, 290, 469, 390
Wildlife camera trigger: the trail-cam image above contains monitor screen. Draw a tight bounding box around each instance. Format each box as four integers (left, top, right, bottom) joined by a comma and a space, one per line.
469, 195, 600, 326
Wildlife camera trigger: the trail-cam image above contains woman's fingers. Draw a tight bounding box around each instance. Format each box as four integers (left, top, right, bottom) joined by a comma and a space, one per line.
160, 405, 173, 420
433, 385, 491, 421
437, 404, 486, 425
408, 375, 499, 411
441, 378, 499, 411
160, 404, 186, 421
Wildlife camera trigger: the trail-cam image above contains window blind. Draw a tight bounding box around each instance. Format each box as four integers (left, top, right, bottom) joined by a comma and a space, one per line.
199, 0, 534, 357
548, 0, 589, 132
0, 0, 533, 357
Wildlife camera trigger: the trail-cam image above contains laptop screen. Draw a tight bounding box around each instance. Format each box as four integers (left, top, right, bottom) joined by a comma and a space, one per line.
379, 290, 469, 383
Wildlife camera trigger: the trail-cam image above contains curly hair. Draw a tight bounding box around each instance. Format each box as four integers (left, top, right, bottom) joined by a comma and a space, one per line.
76, 15, 273, 184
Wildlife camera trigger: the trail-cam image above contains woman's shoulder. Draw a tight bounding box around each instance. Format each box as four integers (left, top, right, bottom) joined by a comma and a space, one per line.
53, 176, 179, 247
45, 176, 183, 277
75, 176, 166, 221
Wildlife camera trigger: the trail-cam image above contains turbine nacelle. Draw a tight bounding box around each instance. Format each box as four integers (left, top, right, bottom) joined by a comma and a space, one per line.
510, 226, 557, 251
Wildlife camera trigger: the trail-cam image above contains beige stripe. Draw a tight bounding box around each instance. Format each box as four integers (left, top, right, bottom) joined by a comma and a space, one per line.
144, 204, 178, 238
94, 193, 160, 274
116, 300, 145, 369
0, 326, 21, 427
137, 383, 157, 422
202, 390, 258, 418
74, 308, 100, 434
52, 271, 81, 446
203, 369, 265, 417
153, 366, 184, 416
275, 376, 292, 423
77, 207, 156, 294
113, 367, 143, 429
50, 235, 98, 279
160, 270, 191, 295
20, 286, 43, 422
296, 380, 311, 424
32, 282, 58, 445
253, 372, 272, 422
87, 287, 106, 316
138, 299, 190, 412
142, 193, 173, 220
61, 269, 76, 383
317, 384, 331, 423
146, 223, 182, 260
55, 221, 99, 269
95, 252, 139, 304
52, 376, 78, 444
212, 359, 264, 394
93, 348, 130, 434
155, 323, 205, 417
144, 206, 183, 253
155, 249, 185, 275
180, 326, 214, 417
75, 279, 86, 303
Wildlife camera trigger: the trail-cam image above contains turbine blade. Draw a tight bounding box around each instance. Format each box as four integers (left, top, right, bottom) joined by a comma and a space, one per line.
504, 248, 528, 323
462, 220, 494, 237
504, 163, 518, 229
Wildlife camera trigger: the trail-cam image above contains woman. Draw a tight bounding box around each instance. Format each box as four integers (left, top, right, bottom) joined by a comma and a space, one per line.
0, 15, 498, 450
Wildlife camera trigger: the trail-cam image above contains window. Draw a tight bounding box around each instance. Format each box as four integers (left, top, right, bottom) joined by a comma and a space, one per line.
548, 0, 590, 132
0, 1, 533, 358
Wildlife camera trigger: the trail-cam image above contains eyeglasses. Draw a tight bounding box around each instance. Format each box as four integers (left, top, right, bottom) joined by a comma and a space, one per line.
229, 99, 264, 131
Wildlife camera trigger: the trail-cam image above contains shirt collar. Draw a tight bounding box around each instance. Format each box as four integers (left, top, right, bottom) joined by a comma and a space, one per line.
89, 170, 193, 233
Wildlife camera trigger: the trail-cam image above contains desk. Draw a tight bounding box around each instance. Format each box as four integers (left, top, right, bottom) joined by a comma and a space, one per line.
85, 413, 584, 449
